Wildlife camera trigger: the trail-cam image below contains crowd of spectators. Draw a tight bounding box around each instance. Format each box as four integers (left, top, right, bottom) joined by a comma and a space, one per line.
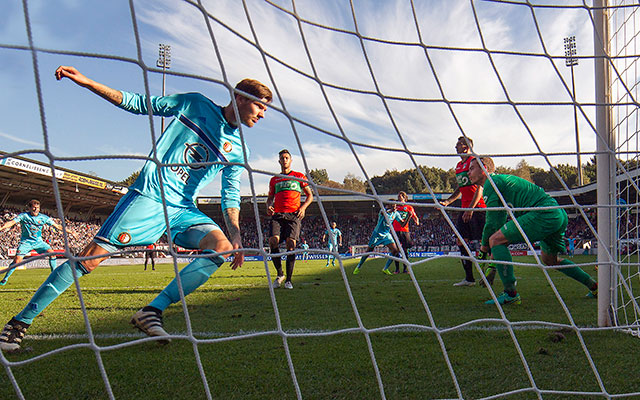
0, 204, 604, 259
0, 207, 101, 258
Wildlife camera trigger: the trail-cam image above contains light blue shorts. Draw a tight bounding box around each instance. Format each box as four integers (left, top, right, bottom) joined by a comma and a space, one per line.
368, 231, 394, 248
17, 240, 52, 256
327, 243, 338, 252
95, 190, 220, 251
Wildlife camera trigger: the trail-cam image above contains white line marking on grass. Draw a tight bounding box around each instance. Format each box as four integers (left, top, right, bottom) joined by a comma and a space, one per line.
25, 323, 605, 342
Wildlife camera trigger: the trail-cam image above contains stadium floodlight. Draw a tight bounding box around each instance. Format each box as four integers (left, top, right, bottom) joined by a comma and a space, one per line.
564, 35, 583, 186
156, 43, 172, 132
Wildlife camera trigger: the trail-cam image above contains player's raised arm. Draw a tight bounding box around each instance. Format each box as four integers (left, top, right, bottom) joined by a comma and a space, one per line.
0, 219, 17, 232
55, 66, 123, 106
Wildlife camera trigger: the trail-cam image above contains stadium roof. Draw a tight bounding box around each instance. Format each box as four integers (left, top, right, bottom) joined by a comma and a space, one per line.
0, 152, 127, 217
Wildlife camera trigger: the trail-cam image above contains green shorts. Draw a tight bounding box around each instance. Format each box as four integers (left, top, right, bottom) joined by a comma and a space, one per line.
500, 208, 568, 255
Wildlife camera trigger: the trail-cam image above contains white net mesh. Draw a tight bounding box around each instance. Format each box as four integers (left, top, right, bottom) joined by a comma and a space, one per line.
2, 0, 640, 399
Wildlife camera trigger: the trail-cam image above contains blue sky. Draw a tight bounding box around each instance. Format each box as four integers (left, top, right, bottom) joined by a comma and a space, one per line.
1, 0, 598, 196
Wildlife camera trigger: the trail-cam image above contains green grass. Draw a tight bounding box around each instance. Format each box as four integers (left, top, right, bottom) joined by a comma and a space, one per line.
1, 255, 639, 399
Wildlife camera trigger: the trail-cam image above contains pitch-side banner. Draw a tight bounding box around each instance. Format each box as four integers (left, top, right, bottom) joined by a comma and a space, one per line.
0, 156, 107, 189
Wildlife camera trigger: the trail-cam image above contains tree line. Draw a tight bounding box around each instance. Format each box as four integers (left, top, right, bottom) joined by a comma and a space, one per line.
310, 157, 638, 195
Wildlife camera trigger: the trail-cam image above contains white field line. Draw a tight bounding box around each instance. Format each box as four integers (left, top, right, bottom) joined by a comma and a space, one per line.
24, 324, 572, 342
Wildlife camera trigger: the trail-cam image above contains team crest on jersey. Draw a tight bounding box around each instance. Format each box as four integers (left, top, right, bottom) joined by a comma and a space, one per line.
183, 143, 210, 170
223, 141, 232, 153
117, 232, 131, 244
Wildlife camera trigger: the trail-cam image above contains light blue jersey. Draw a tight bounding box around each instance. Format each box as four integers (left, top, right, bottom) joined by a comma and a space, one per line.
120, 91, 247, 210
324, 228, 342, 247
15, 213, 53, 243
368, 209, 400, 248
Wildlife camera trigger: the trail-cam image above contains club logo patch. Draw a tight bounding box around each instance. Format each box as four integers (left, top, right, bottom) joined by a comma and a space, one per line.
184, 142, 210, 170
223, 141, 232, 153
117, 232, 131, 244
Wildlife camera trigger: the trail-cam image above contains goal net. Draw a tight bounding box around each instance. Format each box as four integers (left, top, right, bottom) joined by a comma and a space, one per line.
2, 0, 640, 399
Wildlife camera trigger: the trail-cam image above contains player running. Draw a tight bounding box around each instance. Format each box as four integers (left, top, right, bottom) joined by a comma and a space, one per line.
468, 157, 598, 305
0, 65, 272, 352
440, 136, 491, 287
267, 149, 313, 290
322, 222, 342, 267
0, 200, 72, 285
392, 191, 419, 274
353, 205, 401, 275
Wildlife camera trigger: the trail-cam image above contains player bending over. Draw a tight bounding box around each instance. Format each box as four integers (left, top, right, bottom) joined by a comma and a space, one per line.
266, 149, 313, 290
468, 157, 597, 305
322, 222, 342, 267
353, 205, 401, 275
0, 65, 271, 352
0, 200, 73, 285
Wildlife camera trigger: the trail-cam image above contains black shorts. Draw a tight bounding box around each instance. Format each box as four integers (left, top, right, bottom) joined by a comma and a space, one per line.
455, 210, 485, 241
395, 231, 414, 250
269, 213, 302, 243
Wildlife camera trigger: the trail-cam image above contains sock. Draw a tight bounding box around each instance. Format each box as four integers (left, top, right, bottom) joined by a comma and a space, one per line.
271, 247, 283, 276
402, 248, 409, 272
356, 255, 369, 268
15, 260, 89, 324
459, 246, 474, 282
285, 254, 296, 282
49, 256, 57, 271
149, 252, 224, 311
384, 258, 393, 270
394, 260, 400, 273
491, 245, 516, 294
2, 263, 16, 281
558, 259, 597, 289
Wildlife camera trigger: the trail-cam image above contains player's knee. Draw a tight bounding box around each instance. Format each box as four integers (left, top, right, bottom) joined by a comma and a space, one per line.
488, 233, 507, 248
214, 239, 234, 254
541, 252, 558, 266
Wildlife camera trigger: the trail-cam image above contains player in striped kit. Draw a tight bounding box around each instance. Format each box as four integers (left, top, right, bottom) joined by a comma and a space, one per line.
267, 150, 313, 289
440, 136, 490, 287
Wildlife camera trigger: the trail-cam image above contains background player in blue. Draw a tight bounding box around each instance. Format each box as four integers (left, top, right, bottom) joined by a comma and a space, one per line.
0, 199, 71, 285
353, 206, 401, 275
0, 65, 272, 352
322, 222, 342, 267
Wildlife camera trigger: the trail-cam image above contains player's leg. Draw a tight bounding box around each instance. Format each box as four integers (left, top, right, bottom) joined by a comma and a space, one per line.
454, 214, 475, 286
539, 218, 597, 296
0, 255, 24, 285
41, 245, 57, 272
269, 216, 285, 287
353, 246, 375, 274
385, 242, 401, 272
0, 242, 106, 351
146, 226, 228, 312
282, 215, 301, 289
150, 252, 155, 270
144, 253, 148, 270
325, 243, 333, 267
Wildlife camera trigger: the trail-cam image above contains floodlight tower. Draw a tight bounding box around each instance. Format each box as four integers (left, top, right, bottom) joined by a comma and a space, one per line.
564, 35, 583, 186
157, 43, 172, 132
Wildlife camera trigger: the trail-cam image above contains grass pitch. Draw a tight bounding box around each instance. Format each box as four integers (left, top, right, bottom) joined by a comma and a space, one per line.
1, 255, 639, 399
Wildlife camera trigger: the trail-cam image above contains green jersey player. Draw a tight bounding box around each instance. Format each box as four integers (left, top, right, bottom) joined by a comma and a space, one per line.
468, 157, 597, 305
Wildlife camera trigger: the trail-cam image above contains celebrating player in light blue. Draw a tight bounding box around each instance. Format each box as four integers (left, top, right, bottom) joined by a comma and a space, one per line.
353, 205, 401, 275
0, 199, 70, 285
0, 65, 272, 352
322, 221, 342, 267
